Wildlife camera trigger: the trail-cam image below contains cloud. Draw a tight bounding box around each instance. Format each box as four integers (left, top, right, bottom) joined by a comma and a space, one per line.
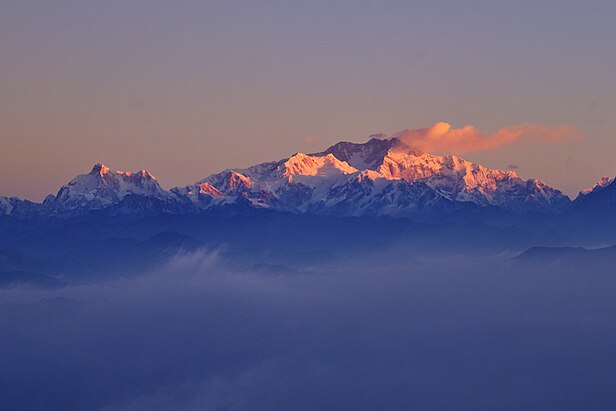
507, 164, 519, 170
2, 250, 616, 410
303, 135, 321, 147
392, 122, 582, 154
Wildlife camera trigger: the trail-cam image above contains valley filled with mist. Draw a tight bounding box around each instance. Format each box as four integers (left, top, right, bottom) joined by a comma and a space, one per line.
2, 210, 616, 410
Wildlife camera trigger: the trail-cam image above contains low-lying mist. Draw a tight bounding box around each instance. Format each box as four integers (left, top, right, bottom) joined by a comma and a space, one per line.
1, 249, 616, 410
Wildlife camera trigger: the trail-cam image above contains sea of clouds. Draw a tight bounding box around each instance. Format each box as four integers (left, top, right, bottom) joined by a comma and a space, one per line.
1, 249, 615, 410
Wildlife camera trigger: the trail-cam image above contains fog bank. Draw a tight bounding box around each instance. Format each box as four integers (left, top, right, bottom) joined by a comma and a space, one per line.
1, 250, 615, 410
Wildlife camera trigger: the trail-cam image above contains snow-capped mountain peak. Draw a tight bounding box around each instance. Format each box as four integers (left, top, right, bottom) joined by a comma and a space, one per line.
281, 152, 358, 177
168, 135, 569, 215
309, 137, 564, 208
580, 176, 615, 196
314, 137, 401, 170
91, 163, 111, 176
46, 163, 169, 213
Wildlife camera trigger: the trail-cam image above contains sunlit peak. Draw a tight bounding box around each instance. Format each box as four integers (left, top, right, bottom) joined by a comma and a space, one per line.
91, 163, 110, 176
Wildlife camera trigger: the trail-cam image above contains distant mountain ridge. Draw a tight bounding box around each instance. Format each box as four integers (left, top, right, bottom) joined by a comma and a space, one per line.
1, 136, 614, 219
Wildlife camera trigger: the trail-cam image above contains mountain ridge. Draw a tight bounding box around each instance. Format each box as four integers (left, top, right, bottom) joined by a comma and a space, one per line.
1, 137, 613, 219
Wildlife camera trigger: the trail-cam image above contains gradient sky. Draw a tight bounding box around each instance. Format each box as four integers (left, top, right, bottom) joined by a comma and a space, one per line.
1, 0, 615, 201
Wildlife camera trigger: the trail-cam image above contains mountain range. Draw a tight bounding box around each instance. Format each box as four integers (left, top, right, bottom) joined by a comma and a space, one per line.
1, 136, 614, 219
1, 135, 615, 288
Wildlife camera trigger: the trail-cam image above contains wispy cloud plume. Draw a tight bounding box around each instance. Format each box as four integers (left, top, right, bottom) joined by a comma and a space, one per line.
392, 122, 582, 154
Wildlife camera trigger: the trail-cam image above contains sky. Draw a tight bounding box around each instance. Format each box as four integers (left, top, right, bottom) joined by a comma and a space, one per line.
1, 0, 615, 201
